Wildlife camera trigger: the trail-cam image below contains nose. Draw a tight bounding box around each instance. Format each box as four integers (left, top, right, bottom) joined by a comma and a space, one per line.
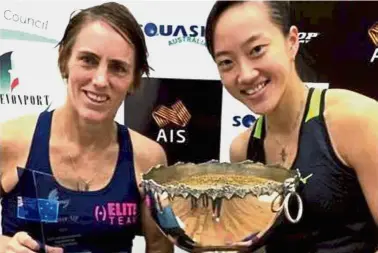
92, 63, 109, 88
237, 60, 259, 85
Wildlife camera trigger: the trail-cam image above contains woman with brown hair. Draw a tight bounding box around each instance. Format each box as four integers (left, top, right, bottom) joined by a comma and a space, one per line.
0, 2, 173, 253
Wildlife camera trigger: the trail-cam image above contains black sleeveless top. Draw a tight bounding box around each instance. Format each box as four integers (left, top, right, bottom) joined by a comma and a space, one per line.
247, 88, 377, 252
2, 110, 142, 252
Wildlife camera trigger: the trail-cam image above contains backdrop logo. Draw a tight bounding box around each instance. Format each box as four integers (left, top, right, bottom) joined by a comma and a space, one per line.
152, 100, 191, 127
152, 100, 191, 144
368, 22, 378, 63
140, 23, 206, 46
0, 51, 19, 93
298, 32, 319, 43
2, 10, 56, 43
232, 114, 256, 128
0, 51, 50, 106
4, 10, 48, 30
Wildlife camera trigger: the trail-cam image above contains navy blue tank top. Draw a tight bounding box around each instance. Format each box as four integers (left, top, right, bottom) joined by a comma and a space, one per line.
1, 110, 142, 253
247, 88, 377, 252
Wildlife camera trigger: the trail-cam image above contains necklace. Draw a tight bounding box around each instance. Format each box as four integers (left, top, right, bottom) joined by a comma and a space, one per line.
66, 153, 99, 192
62, 125, 114, 192
64, 135, 100, 192
266, 95, 306, 166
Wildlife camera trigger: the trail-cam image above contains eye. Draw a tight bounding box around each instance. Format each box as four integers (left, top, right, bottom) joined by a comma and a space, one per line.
109, 62, 128, 75
217, 59, 234, 71
79, 55, 97, 66
250, 45, 266, 57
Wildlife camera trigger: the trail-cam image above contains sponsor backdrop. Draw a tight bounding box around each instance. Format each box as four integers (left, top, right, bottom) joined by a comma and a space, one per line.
1, 0, 377, 252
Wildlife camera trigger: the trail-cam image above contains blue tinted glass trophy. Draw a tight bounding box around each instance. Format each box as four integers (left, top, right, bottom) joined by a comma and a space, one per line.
16, 168, 89, 253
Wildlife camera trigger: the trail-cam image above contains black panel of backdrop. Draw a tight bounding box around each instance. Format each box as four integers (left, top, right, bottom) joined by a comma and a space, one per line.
292, 1, 378, 100
124, 78, 223, 165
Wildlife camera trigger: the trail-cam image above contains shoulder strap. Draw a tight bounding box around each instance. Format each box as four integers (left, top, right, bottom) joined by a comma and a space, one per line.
305, 88, 326, 122
25, 110, 53, 174
253, 116, 264, 139
115, 123, 144, 235
246, 116, 266, 163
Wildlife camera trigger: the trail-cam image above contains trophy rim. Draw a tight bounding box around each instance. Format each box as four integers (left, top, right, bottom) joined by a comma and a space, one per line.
141, 160, 296, 200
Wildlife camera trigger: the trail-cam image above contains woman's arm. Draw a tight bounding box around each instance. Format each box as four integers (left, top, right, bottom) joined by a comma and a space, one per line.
129, 129, 174, 253
138, 148, 174, 253
0, 115, 37, 197
0, 116, 63, 253
325, 89, 378, 224
230, 127, 254, 163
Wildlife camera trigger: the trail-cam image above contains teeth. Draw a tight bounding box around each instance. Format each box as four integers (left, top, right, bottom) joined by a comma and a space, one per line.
86, 91, 108, 102
244, 80, 268, 95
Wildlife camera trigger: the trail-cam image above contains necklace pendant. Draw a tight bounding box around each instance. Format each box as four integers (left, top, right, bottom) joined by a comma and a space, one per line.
76, 181, 82, 192
280, 148, 288, 163
84, 183, 90, 191
76, 181, 90, 191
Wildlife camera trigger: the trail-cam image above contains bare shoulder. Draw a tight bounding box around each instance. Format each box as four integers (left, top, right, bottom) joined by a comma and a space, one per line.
324, 88, 378, 122
128, 128, 167, 173
0, 114, 39, 162
324, 89, 378, 166
230, 126, 254, 163
0, 114, 39, 195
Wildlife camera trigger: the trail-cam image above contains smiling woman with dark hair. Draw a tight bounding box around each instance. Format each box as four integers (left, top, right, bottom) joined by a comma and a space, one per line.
205, 1, 378, 252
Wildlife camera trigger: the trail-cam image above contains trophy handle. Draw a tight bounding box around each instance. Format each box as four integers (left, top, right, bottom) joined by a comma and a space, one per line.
283, 191, 303, 223
271, 175, 304, 224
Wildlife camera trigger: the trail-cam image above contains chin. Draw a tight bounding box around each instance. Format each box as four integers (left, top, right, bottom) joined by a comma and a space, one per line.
78, 108, 112, 124
242, 91, 281, 116
244, 100, 277, 116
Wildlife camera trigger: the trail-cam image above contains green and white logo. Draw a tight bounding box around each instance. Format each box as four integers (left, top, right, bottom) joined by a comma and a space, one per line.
0, 29, 58, 106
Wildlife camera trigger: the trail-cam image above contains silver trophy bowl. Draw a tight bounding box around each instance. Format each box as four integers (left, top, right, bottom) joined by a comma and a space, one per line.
141, 160, 303, 252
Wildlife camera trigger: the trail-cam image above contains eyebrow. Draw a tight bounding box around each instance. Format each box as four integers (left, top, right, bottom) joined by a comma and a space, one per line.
214, 33, 263, 59
78, 50, 130, 67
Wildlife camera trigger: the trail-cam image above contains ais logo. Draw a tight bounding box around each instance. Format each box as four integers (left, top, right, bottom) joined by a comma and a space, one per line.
152, 100, 191, 144
140, 23, 206, 46
368, 22, 378, 63
232, 114, 256, 128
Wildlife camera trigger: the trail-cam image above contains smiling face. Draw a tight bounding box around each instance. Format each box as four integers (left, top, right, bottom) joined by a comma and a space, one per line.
65, 20, 135, 123
213, 2, 299, 115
